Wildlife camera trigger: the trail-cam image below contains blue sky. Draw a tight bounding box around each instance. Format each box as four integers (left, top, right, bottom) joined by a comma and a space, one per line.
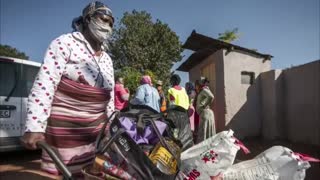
1, 0, 319, 82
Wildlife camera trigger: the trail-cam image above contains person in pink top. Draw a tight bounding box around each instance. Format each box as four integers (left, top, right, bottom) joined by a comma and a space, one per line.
114, 76, 130, 111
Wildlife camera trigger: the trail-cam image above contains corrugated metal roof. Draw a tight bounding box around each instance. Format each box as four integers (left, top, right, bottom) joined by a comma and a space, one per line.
177, 30, 273, 72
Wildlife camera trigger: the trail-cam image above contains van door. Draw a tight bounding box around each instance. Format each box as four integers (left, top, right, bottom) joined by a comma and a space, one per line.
0, 61, 22, 138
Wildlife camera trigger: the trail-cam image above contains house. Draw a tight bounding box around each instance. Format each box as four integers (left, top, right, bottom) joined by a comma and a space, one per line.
177, 30, 273, 138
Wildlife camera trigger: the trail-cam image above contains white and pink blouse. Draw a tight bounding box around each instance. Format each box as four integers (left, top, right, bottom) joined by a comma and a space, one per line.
25, 32, 115, 133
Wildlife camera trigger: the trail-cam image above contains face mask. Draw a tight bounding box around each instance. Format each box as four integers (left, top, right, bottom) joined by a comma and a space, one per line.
88, 17, 113, 42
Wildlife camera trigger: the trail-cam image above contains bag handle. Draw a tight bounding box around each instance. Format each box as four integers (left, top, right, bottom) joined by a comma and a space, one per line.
98, 128, 126, 154
233, 137, 250, 154
36, 141, 73, 180
97, 126, 154, 180
97, 128, 126, 154
97, 113, 179, 179
121, 114, 177, 179
293, 152, 320, 162
137, 113, 180, 162
133, 112, 163, 136
95, 111, 119, 151
136, 113, 146, 135
137, 114, 166, 146
119, 143, 154, 180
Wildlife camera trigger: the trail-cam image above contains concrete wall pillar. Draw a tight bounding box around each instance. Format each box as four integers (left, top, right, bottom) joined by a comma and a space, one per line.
260, 69, 285, 140
283, 60, 320, 145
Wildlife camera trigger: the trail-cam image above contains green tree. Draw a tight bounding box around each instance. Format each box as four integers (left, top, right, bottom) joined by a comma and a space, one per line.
110, 10, 183, 87
218, 28, 240, 43
0, 44, 29, 59
115, 67, 142, 95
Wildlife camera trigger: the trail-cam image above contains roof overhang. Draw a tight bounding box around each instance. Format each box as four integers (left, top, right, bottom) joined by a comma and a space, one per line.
177, 48, 216, 71
177, 30, 273, 72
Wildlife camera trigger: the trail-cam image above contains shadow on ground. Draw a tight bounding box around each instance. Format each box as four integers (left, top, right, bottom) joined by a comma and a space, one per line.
0, 149, 60, 180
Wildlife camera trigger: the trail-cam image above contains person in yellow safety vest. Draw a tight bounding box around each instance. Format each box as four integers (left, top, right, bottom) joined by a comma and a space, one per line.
156, 80, 167, 113
168, 75, 189, 110
167, 74, 193, 151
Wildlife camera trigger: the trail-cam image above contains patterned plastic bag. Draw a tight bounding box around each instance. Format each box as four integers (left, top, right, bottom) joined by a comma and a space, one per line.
222, 146, 320, 180
177, 130, 250, 180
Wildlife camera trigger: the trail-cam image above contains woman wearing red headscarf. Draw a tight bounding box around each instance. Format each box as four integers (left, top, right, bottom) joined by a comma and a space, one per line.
130, 75, 160, 112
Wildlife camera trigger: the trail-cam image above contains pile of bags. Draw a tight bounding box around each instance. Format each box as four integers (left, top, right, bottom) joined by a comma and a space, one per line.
86, 107, 182, 179
177, 130, 319, 180
85, 107, 319, 180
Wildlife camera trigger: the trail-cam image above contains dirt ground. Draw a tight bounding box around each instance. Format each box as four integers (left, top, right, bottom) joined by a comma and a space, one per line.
0, 138, 319, 180
0, 149, 60, 180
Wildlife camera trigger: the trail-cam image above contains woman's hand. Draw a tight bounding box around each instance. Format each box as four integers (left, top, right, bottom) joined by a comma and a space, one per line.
21, 132, 45, 150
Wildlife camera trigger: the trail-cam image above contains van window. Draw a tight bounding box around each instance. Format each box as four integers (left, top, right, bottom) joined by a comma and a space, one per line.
0, 62, 21, 97
21, 64, 40, 97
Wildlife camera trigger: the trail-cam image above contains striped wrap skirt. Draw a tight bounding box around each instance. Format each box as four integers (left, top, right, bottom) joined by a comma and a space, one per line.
41, 77, 110, 177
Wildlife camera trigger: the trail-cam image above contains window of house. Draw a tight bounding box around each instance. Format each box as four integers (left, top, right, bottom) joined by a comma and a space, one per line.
241, 71, 255, 85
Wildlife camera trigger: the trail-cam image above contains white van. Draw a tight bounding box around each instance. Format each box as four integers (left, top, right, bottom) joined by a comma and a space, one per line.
0, 56, 41, 152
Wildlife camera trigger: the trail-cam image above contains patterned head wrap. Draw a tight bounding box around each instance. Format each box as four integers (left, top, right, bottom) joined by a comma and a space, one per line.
82, 1, 114, 22
72, 1, 114, 31
141, 75, 152, 85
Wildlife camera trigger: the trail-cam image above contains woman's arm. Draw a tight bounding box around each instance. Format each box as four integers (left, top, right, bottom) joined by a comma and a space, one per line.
25, 35, 71, 133
196, 88, 214, 114
22, 35, 71, 150
120, 87, 130, 101
104, 56, 115, 117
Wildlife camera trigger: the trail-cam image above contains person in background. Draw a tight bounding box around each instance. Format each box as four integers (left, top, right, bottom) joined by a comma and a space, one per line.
196, 78, 216, 143
185, 82, 196, 138
114, 76, 130, 111
20, 1, 115, 177
130, 75, 160, 112
156, 80, 167, 113
194, 80, 201, 94
193, 80, 201, 141
167, 74, 193, 150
